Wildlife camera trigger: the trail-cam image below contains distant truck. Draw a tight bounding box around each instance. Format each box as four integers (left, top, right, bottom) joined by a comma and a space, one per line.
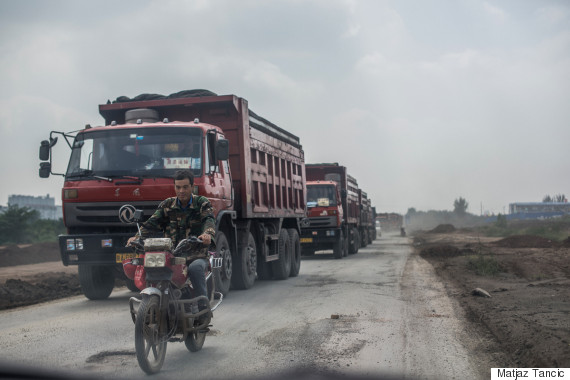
300, 163, 363, 258
38, 90, 306, 299
358, 190, 376, 246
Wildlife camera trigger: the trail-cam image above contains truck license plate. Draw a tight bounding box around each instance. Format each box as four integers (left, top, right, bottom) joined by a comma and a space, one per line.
300, 238, 313, 243
116, 253, 136, 263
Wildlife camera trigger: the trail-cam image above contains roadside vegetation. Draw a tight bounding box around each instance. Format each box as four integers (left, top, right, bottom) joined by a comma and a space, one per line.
0, 205, 65, 244
478, 214, 570, 242
407, 196, 570, 243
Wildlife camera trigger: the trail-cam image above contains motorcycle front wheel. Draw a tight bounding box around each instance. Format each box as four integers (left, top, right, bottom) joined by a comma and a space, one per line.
135, 295, 167, 374
185, 329, 206, 352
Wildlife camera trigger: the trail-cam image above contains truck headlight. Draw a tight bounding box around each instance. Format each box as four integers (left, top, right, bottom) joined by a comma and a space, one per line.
145, 253, 167, 267
66, 238, 84, 251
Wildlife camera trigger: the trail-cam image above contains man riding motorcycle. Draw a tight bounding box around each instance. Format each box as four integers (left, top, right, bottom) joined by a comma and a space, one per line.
127, 169, 216, 323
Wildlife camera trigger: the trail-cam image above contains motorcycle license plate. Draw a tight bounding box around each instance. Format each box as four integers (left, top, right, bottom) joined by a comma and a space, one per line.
116, 253, 137, 263
300, 238, 313, 243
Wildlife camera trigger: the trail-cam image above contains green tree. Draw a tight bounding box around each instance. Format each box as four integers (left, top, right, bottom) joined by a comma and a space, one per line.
29, 218, 66, 242
0, 205, 40, 244
453, 197, 469, 216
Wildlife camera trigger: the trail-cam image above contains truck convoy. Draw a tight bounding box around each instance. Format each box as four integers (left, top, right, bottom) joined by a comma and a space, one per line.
300, 163, 376, 258
38, 90, 306, 300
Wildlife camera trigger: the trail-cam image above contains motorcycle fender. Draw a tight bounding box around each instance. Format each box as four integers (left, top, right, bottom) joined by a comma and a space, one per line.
140, 287, 162, 297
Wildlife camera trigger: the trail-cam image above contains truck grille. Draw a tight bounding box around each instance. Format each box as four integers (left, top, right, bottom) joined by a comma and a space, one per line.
307, 216, 337, 228
64, 201, 159, 227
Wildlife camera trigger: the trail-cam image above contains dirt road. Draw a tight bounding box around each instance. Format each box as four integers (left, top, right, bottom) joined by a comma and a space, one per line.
2, 228, 568, 376
0, 235, 490, 379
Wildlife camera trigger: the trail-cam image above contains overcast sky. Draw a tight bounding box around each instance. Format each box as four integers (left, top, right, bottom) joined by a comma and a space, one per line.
1, 0, 568, 215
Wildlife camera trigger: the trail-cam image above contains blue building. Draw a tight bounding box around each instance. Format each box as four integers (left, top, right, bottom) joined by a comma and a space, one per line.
508, 202, 570, 220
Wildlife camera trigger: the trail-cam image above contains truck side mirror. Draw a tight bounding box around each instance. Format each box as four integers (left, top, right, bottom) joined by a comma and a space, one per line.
39, 140, 50, 161
340, 189, 347, 199
39, 162, 51, 178
215, 139, 229, 161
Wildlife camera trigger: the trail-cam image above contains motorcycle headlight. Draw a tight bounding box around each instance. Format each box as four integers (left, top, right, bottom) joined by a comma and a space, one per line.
144, 253, 167, 267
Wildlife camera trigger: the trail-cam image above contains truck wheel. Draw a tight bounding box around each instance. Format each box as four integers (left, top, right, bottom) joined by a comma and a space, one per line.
78, 265, 114, 300
272, 229, 291, 280
231, 231, 257, 290
333, 231, 344, 259
361, 230, 368, 248
348, 228, 358, 254
343, 230, 349, 257
256, 258, 272, 280
288, 229, 301, 277
213, 232, 231, 296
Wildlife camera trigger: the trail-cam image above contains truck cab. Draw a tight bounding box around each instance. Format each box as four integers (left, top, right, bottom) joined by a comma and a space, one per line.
300, 180, 346, 259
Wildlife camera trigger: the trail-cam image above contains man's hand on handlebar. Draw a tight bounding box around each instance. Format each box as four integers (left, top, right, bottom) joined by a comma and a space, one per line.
197, 233, 212, 246
126, 236, 139, 247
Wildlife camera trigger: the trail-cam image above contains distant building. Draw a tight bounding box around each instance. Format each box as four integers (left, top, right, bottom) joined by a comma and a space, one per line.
7, 194, 62, 220
508, 202, 570, 220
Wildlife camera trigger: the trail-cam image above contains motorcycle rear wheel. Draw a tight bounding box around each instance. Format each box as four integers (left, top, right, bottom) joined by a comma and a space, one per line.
135, 295, 167, 374
185, 330, 206, 352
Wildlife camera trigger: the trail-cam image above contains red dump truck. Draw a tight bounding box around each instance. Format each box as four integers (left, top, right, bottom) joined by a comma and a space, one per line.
38, 90, 306, 299
300, 163, 362, 258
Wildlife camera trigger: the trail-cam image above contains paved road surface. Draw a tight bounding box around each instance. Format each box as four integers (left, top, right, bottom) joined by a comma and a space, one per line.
0, 234, 488, 379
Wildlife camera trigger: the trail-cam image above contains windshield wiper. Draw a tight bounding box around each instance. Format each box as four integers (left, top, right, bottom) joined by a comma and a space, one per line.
67, 169, 113, 182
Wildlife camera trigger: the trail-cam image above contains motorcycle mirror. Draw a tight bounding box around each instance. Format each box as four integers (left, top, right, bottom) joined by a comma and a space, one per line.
133, 210, 144, 223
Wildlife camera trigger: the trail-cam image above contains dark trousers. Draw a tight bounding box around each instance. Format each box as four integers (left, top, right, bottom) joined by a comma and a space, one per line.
188, 258, 208, 309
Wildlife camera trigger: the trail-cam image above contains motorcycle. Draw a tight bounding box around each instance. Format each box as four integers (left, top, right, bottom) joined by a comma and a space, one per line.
121, 208, 223, 374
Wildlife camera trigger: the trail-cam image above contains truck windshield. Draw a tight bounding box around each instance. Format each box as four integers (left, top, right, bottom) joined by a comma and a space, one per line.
307, 185, 337, 208
65, 127, 203, 179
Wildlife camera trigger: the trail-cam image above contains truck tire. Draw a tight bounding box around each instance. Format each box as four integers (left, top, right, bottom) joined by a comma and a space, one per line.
213, 232, 231, 296
256, 258, 273, 280
288, 229, 301, 277
361, 230, 368, 248
333, 231, 344, 259
272, 229, 291, 280
349, 228, 359, 254
231, 231, 257, 290
78, 264, 114, 300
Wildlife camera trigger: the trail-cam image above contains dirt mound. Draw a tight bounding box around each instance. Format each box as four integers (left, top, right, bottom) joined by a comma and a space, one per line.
562, 237, 570, 247
0, 242, 61, 267
416, 230, 570, 368
0, 273, 81, 310
493, 235, 558, 248
428, 224, 456, 234
419, 244, 461, 258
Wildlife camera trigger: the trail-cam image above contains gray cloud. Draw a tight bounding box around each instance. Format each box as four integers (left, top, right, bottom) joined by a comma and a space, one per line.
1, 0, 568, 215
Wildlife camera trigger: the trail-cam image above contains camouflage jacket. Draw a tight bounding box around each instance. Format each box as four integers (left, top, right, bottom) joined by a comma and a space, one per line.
138, 196, 216, 261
